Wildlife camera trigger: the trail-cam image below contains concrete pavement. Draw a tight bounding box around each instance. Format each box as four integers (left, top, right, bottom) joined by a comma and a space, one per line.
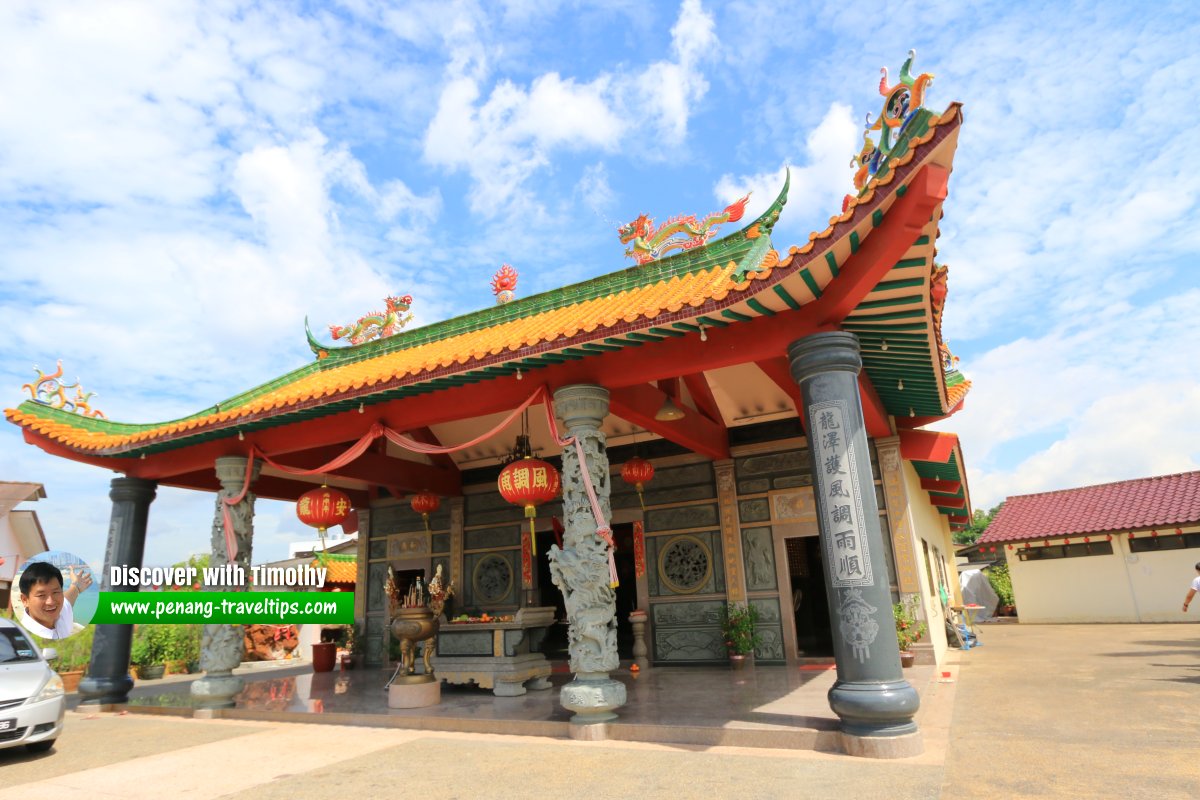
1, 623, 1197, 799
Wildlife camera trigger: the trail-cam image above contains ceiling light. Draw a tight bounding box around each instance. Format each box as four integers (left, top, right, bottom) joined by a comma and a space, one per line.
654, 396, 685, 422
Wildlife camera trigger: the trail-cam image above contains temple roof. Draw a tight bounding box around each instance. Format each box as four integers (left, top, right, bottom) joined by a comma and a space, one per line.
7, 103, 967, 462
978, 471, 1200, 544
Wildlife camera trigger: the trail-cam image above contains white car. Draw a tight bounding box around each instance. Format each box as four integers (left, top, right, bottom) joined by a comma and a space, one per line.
0, 617, 65, 753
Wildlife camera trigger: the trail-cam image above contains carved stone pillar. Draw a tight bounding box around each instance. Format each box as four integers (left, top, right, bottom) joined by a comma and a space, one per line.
449, 497, 465, 598
788, 332, 921, 757
78, 477, 157, 705
191, 456, 260, 708
875, 437, 921, 594
549, 384, 626, 727
629, 609, 649, 670
714, 460, 747, 603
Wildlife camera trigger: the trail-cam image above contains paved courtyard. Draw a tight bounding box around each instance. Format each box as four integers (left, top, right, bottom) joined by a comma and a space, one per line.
1, 623, 1197, 799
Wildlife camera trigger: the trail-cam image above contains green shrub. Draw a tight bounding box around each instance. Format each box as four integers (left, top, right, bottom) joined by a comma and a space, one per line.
720, 602, 762, 656
987, 563, 1015, 607
130, 624, 173, 666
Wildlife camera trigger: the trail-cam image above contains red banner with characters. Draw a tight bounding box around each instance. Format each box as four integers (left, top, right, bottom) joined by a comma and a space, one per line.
521, 529, 534, 589
633, 520, 646, 579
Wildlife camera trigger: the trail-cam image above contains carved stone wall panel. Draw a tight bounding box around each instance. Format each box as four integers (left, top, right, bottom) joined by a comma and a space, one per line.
774, 475, 813, 489
372, 503, 451, 536
738, 478, 771, 494
742, 527, 777, 591
465, 551, 518, 608
646, 503, 719, 532
647, 531, 724, 597
753, 626, 785, 661
735, 450, 812, 477
464, 508, 527, 527
653, 628, 725, 662
749, 596, 782, 624
389, 532, 430, 559
771, 489, 818, 522
465, 491, 516, 514
366, 616, 385, 637
437, 630, 493, 656
738, 498, 770, 523
368, 539, 387, 559
645, 462, 715, 490
612, 484, 715, 510
465, 526, 521, 551
367, 562, 388, 613
652, 600, 723, 626
431, 533, 451, 554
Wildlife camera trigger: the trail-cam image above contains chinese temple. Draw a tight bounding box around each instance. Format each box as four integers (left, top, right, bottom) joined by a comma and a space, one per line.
5, 52, 973, 752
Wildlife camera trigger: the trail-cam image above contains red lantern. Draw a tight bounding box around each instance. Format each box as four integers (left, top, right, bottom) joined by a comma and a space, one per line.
297, 485, 352, 535
410, 491, 441, 534
620, 457, 655, 509
498, 457, 561, 554
1151, 530, 1158, 538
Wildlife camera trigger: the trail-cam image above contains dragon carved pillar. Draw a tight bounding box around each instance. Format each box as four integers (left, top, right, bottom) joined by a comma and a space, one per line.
549, 384, 626, 728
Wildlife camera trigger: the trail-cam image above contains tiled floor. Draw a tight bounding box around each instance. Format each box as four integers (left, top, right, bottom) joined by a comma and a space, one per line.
124, 660, 936, 749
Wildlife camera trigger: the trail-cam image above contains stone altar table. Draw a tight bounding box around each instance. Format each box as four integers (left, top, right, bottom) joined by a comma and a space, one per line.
434, 606, 556, 696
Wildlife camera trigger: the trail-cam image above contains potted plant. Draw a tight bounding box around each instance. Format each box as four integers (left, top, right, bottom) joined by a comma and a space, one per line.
49, 625, 94, 692
346, 623, 365, 669
131, 624, 169, 679
894, 596, 928, 668
720, 602, 761, 669
987, 564, 1016, 616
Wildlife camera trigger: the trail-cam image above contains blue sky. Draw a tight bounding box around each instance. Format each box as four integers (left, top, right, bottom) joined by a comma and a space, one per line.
1, 0, 1197, 568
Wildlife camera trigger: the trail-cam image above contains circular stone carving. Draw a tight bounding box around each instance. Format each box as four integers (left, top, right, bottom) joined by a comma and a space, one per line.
472, 554, 513, 604
658, 535, 713, 595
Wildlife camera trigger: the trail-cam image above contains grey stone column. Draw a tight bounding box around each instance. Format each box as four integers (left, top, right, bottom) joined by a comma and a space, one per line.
191, 456, 260, 708
788, 331, 921, 756
78, 477, 157, 705
549, 384, 626, 729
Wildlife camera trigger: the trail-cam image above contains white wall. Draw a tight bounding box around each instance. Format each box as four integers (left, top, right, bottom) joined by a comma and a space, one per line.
902, 462, 953, 664
1005, 529, 1199, 623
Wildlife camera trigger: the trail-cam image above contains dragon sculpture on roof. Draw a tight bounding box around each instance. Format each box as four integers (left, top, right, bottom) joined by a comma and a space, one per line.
21, 361, 105, 418
849, 50, 934, 199
328, 294, 414, 346
618, 194, 750, 265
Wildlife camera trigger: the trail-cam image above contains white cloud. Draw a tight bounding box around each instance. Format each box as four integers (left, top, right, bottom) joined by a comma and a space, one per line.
713, 102, 858, 230
421, 0, 718, 216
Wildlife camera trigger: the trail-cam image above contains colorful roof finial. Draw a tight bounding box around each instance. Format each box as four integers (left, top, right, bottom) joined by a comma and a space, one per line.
328, 294, 413, 346
21, 361, 105, 418
617, 194, 750, 265
492, 264, 518, 304
848, 50, 934, 202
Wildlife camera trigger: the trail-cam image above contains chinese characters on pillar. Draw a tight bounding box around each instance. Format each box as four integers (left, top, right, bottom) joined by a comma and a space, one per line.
809, 401, 874, 588
633, 521, 646, 579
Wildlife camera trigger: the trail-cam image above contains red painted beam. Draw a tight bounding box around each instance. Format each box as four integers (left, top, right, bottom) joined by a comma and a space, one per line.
161, 471, 371, 507
812, 165, 950, 326
267, 445, 461, 496
857, 373, 893, 438
682, 372, 723, 424
899, 430, 959, 463
610, 384, 729, 461
920, 478, 962, 494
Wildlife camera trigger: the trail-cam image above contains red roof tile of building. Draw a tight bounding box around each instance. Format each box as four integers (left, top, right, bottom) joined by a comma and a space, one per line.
977, 471, 1200, 543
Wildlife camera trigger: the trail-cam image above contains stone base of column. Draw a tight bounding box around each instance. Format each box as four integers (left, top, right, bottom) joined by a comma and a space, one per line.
77, 675, 133, 705
567, 721, 611, 741
388, 676, 441, 708
560, 672, 626, 724
840, 730, 924, 759
829, 678, 921, 738
190, 672, 244, 709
